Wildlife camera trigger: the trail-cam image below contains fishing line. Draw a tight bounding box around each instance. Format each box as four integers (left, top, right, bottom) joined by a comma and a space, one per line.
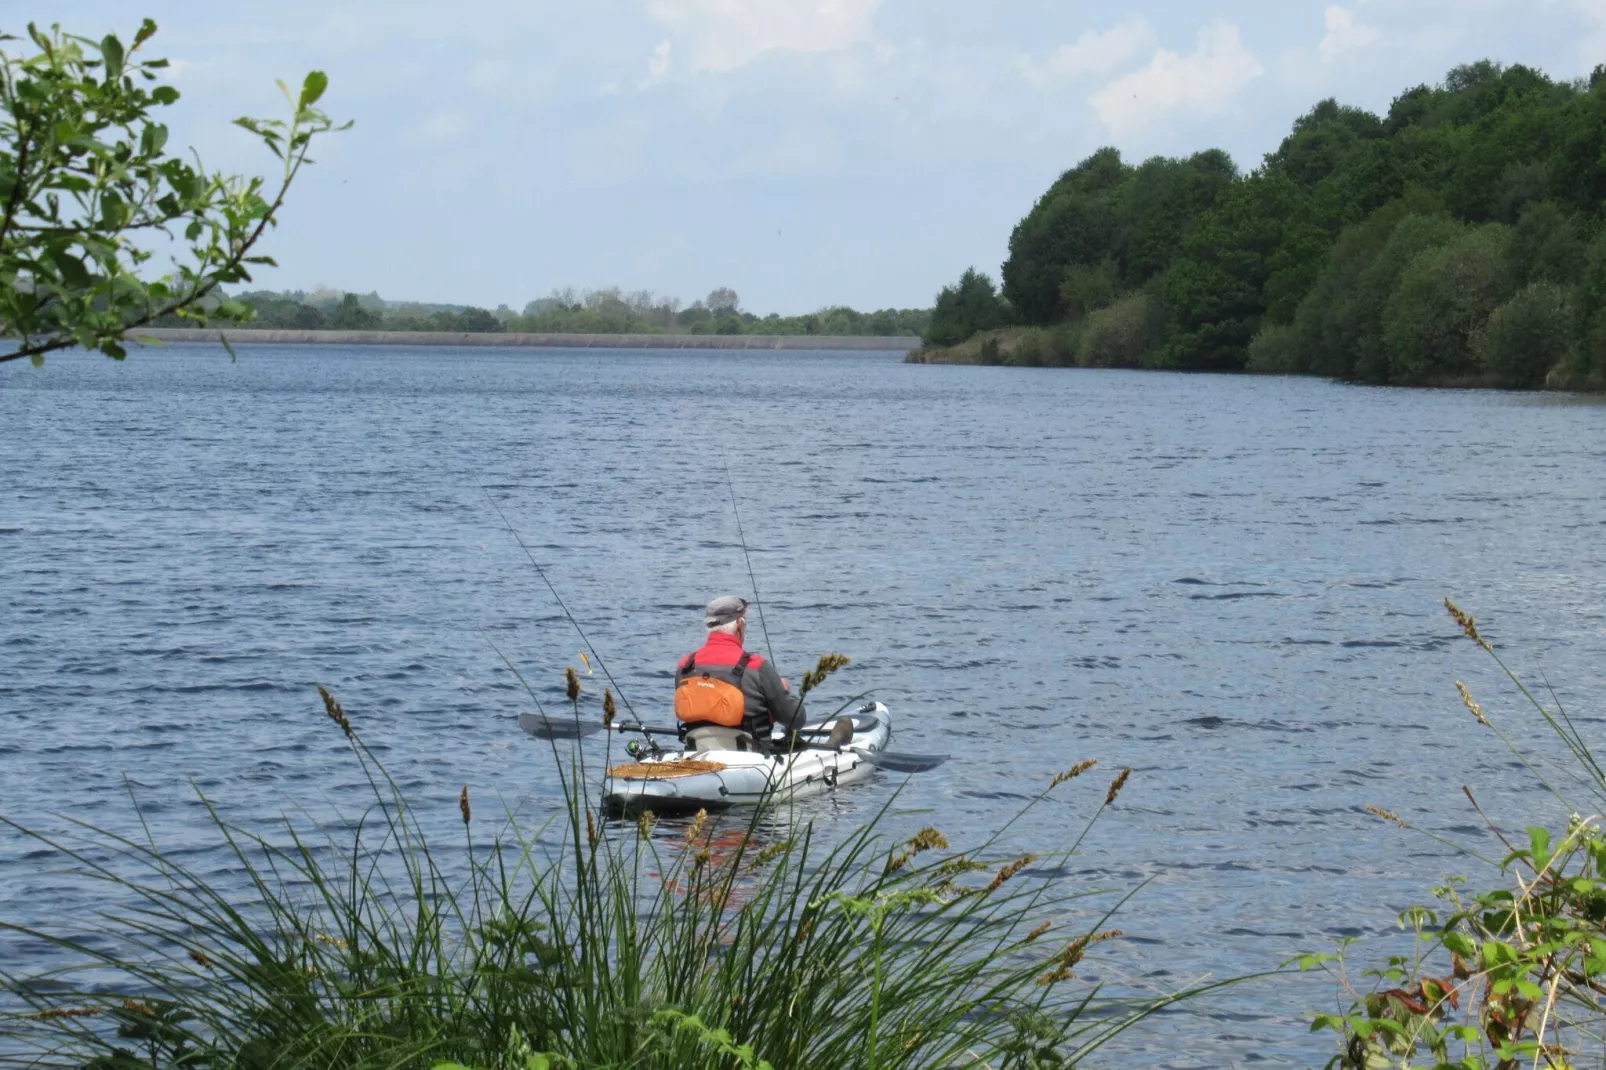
481, 485, 639, 722
720, 448, 776, 666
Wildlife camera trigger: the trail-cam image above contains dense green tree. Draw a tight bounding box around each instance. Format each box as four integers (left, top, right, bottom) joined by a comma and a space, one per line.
1475, 282, 1573, 388
1266, 99, 1385, 189
1001, 148, 1131, 323
1159, 172, 1309, 370
1058, 261, 1117, 320
1508, 201, 1586, 285
924, 268, 1011, 346
1383, 224, 1515, 384
1078, 291, 1161, 369
1346, 213, 1465, 382
329, 292, 378, 329
1117, 150, 1237, 287
1245, 322, 1300, 374
1288, 194, 1436, 378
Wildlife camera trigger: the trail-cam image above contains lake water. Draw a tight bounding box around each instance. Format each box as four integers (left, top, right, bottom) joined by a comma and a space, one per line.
4, 345, 1605, 1065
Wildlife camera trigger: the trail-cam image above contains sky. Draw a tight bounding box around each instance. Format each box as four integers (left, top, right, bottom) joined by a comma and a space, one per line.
42, 0, 1606, 314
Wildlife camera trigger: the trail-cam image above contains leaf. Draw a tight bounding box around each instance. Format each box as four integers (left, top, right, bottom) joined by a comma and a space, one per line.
100, 34, 126, 82
133, 19, 158, 50
29, 353, 44, 368
1528, 827, 1554, 872
299, 70, 329, 109
46, 248, 93, 289
151, 86, 180, 106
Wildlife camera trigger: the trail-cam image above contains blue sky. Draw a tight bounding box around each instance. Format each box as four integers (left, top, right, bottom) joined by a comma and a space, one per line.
45, 0, 1603, 313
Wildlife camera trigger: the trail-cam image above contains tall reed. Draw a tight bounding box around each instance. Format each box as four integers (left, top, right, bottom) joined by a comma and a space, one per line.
1303, 600, 1606, 1069
2, 687, 1217, 1068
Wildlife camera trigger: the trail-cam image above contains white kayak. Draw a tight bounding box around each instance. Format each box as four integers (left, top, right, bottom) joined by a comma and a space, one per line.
600, 702, 893, 816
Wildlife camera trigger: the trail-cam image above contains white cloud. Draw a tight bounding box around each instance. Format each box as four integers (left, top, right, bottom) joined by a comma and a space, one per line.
1020, 19, 1156, 86
1318, 6, 1381, 58
1089, 22, 1264, 138
648, 40, 673, 77
646, 0, 880, 74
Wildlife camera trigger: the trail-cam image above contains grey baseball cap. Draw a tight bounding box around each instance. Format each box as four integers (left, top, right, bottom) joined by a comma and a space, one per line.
704, 595, 749, 628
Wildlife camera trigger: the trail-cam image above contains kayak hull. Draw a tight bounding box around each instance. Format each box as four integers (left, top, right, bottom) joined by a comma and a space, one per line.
600, 703, 892, 817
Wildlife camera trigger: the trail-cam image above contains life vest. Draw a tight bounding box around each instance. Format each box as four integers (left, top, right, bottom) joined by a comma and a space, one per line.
675, 650, 754, 729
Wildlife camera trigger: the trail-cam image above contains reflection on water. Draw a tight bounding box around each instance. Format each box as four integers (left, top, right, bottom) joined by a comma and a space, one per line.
3, 346, 1604, 1066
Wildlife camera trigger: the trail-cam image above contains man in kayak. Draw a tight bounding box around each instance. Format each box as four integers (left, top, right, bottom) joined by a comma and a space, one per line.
675, 595, 809, 752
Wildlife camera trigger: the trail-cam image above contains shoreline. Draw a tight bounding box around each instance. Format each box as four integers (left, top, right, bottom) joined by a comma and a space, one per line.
905, 328, 1606, 393
134, 328, 921, 351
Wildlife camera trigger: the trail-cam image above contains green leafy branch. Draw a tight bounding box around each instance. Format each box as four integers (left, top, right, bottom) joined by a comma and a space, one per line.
0, 20, 347, 366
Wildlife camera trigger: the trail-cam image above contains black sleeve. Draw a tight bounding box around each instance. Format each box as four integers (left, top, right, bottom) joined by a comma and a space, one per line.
757, 658, 804, 732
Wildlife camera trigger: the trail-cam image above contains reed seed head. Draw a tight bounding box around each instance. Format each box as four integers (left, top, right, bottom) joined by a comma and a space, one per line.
637, 809, 658, 839
30, 1007, 100, 1021
188, 948, 213, 970
1036, 929, 1122, 986
887, 826, 948, 874
686, 808, 709, 844
585, 808, 597, 847
986, 853, 1038, 893
801, 653, 852, 695
750, 838, 793, 869
459, 784, 471, 825
1027, 920, 1053, 943
1051, 759, 1098, 789
1105, 768, 1131, 806
1444, 598, 1491, 652
603, 688, 617, 726
930, 856, 990, 879
694, 848, 712, 868
1365, 804, 1404, 827
317, 685, 353, 738
1455, 681, 1489, 726
120, 1000, 155, 1018
565, 666, 581, 704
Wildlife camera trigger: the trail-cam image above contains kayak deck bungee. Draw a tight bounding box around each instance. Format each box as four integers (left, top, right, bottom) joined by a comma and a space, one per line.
600, 702, 892, 817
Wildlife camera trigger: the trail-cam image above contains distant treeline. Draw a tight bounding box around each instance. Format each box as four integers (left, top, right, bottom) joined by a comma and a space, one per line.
178, 286, 930, 338
920, 60, 1606, 391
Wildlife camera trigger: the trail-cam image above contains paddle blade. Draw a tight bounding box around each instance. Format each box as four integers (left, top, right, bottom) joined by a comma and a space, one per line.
519, 712, 604, 740
863, 750, 950, 773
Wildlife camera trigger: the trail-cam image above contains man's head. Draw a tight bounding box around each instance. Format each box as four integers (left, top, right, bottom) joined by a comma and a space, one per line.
705, 594, 748, 638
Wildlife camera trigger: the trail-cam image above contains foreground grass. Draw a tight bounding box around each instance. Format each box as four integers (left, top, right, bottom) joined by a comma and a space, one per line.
0, 687, 1216, 1068
1302, 601, 1606, 1069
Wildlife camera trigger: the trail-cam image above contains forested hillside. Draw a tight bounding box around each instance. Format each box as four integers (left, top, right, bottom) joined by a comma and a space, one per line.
923, 61, 1606, 390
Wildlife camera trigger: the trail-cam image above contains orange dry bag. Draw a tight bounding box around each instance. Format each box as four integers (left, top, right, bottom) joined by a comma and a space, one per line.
674, 652, 752, 728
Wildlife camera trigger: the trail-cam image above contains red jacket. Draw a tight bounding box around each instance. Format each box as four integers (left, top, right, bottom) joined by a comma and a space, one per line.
676, 632, 803, 736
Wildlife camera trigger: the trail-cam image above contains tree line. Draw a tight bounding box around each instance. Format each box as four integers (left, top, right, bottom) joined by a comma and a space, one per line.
923, 60, 1606, 390
187, 286, 930, 338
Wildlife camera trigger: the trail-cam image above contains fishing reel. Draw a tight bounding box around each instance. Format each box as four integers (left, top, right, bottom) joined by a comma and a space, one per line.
625, 739, 648, 760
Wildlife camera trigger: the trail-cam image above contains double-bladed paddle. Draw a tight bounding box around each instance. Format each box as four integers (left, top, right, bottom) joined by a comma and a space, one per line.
516, 712, 949, 773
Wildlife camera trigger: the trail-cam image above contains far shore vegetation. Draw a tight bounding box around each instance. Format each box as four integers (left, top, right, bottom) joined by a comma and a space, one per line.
913, 60, 1606, 393
179, 286, 931, 339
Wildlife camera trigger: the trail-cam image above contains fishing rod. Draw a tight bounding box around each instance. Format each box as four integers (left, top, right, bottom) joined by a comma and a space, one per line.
720, 448, 776, 666
481, 485, 640, 723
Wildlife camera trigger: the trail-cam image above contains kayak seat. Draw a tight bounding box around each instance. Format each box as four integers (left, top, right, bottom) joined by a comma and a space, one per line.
685, 726, 758, 752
